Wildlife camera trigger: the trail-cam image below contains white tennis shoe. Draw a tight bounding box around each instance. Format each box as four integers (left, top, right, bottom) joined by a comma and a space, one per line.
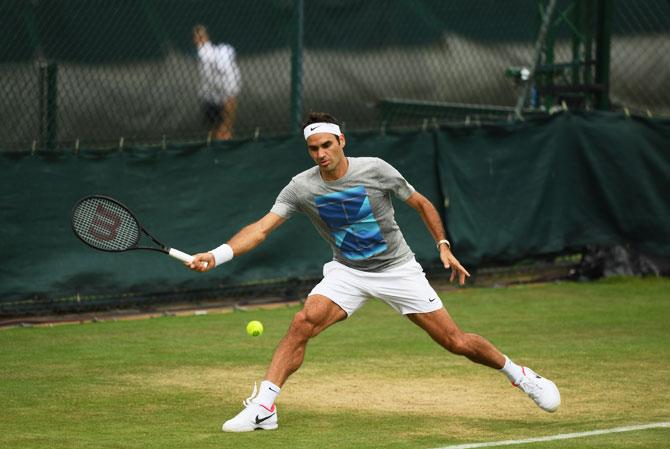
222, 383, 279, 432
514, 366, 561, 412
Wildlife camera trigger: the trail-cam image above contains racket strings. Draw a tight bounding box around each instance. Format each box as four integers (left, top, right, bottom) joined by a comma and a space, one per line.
72, 198, 140, 251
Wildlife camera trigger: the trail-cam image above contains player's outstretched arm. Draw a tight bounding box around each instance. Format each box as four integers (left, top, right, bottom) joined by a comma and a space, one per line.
188, 212, 286, 272
404, 191, 470, 285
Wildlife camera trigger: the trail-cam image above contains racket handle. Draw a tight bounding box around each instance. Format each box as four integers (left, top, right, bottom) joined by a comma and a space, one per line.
168, 248, 209, 268
169, 248, 194, 263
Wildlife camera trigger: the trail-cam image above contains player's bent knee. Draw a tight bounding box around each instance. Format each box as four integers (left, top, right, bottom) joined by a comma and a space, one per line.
288, 311, 317, 341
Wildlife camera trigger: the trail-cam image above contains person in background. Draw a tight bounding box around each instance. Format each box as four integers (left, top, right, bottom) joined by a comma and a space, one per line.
192, 24, 241, 141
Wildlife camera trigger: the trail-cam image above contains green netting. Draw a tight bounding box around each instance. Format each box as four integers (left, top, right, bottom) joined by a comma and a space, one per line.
1, 0, 668, 151
1, 111, 668, 316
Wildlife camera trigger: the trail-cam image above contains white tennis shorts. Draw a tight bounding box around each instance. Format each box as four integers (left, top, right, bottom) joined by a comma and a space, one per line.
309, 257, 443, 316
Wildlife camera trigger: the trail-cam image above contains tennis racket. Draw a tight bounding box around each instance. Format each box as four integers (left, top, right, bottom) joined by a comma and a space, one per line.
71, 195, 205, 266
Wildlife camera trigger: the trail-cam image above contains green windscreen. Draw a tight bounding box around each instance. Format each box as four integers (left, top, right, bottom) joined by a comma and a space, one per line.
1, 112, 668, 315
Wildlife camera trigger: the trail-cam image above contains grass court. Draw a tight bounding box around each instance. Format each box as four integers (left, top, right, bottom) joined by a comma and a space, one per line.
1, 277, 668, 449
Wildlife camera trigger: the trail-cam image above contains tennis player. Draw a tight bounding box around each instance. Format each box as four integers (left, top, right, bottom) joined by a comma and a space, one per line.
188, 112, 560, 432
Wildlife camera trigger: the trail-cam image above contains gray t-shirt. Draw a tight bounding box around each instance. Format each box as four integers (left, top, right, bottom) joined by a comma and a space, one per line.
271, 157, 416, 272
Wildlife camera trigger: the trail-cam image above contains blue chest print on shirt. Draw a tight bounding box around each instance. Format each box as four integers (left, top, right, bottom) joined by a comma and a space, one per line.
315, 185, 387, 260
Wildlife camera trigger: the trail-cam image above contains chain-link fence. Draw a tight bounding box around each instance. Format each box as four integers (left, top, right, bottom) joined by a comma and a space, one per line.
1, 0, 668, 151
612, 0, 670, 115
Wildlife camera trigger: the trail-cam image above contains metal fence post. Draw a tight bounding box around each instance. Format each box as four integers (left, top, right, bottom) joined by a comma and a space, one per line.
595, 0, 613, 110
290, 0, 304, 134
39, 62, 58, 150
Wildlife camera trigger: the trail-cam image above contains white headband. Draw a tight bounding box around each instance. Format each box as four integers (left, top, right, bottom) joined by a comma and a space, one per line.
303, 122, 342, 140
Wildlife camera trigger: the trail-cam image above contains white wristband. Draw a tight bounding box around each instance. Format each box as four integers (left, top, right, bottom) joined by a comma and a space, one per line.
209, 243, 234, 267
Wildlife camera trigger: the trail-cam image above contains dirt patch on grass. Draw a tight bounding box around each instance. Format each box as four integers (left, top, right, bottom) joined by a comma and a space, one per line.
122, 361, 555, 421
119, 356, 670, 442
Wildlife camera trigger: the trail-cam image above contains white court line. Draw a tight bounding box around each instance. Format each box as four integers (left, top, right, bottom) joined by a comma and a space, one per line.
431, 422, 670, 449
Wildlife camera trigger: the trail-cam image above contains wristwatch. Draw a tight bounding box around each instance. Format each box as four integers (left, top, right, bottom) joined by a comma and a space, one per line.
436, 239, 451, 250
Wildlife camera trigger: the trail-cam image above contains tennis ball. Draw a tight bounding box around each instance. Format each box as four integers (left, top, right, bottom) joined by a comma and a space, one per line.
246, 320, 264, 337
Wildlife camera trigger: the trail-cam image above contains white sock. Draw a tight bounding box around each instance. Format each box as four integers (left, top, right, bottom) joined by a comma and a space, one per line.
255, 380, 281, 408
499, 355, 525, 384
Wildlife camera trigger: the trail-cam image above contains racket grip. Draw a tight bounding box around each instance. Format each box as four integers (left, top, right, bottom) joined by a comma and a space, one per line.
168, 248, 209, 268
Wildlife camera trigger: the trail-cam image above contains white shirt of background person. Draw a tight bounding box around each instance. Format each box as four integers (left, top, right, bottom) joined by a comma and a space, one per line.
197, 41, 242, 104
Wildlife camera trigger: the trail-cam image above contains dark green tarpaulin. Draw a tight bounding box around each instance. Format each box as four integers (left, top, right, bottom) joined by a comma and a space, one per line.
0, 132, 439, 312
1, 112, 668, 314
438, 112, 670, 265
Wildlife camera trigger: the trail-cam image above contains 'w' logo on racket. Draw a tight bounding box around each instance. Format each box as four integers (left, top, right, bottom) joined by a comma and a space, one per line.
89, 203, 122, 242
